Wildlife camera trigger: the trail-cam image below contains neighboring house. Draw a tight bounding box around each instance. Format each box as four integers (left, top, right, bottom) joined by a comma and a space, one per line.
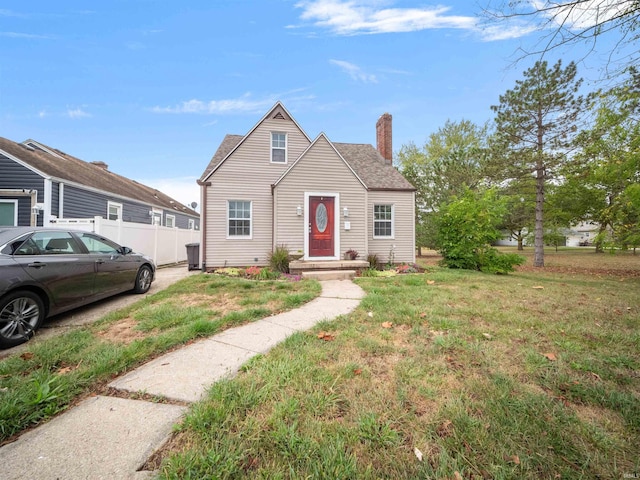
0, 137, 199, 229
198, 102, 415, 269
565, 221, 600, 246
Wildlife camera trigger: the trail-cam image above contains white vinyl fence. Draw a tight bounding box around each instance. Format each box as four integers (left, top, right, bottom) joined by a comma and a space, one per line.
51, 217, 200, 266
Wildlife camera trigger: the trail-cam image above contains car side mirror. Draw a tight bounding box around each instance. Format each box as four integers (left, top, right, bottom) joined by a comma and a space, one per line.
120, 246, 133, 255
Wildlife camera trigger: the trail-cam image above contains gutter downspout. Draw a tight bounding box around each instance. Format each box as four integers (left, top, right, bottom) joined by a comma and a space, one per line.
197, 180, 211, 271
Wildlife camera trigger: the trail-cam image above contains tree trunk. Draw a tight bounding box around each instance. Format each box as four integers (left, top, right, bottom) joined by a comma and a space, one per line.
534, 123, 545, 267
517, 236, 523, 250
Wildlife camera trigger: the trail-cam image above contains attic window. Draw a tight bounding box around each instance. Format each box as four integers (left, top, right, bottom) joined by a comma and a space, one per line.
271, 132, 287, 163
272, 112, 285, 120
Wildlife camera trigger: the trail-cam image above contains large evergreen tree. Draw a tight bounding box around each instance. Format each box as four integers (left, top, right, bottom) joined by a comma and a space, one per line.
491, 59, 588, 267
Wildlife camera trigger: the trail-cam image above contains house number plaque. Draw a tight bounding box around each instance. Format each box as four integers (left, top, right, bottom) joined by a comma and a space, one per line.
315, 203, 328, 233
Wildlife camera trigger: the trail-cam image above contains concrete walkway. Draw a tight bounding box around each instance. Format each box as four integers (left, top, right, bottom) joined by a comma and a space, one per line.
0, 279, 365, 480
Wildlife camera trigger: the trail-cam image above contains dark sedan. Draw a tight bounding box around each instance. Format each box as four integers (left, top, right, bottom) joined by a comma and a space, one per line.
0, 227, 155, 348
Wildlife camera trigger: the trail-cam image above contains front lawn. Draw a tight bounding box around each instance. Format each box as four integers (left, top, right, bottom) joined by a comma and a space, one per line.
158, 250, 640, 479
0, 274, 321, 443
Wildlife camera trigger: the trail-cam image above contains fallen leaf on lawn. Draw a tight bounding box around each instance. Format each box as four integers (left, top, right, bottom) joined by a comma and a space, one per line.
317, 331, 335, 341
353, 368, 362, 375
589, 371, 601, 381
20, 352, 34, 360
381, 321, 393, 329
367, 311, 373, 318
510, 455, 521, 465
543, 352, 558, 361
426, 280, 436, 285
482, 333, 493, 340
414, 447, 423, 461
454, 472, 463, 480
532, 286, 544, 290
419, 312, 427, 318
57, 366, 74, 375
595, 322, 602, 327
437, 419, 453, 437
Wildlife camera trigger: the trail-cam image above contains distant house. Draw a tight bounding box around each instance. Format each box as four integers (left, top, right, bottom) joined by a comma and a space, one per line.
198, 102, 415, 269
0, 137, 199, 230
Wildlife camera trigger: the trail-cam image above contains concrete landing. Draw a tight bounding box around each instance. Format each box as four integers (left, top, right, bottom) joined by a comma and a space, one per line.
302, 269, 356, 280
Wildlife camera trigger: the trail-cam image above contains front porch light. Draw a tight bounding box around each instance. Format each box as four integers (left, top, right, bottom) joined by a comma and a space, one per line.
343, 207, 349, 217
296, 205, 302, 216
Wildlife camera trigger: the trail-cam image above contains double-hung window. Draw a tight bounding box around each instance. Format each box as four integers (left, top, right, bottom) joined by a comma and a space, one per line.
228, 201, 251, 238
271, 132, 287, 163
373, 204, 394, 238
165, 215, 175, 228
107, 201, 122, 221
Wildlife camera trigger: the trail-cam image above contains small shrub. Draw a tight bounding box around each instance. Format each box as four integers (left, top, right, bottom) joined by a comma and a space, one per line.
270, 245, 290, 273
396, 264, 418, 274
345, 249, 359, 260
244, 266, 262, 278
360, 268, 378, 277
366, 253, 379, 269
257, 268, 280, 280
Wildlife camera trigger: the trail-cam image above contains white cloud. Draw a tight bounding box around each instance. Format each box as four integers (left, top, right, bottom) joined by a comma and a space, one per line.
531, 0, 634, 30
479, 23, 539, 41
38, 110, 47, 118
138, 176, 200, 211
151, 91, 314, 115
0, 31, 55, 39
67, 107, 91, 119
294, 0, 476, 35
329, 59, 377, 83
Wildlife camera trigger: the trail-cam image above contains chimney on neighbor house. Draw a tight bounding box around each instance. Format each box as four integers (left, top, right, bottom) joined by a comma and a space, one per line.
376, 113, 392, 165
91, 161, 109, 170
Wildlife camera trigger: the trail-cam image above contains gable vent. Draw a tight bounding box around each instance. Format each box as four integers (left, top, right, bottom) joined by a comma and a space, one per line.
272, 112, 285, 120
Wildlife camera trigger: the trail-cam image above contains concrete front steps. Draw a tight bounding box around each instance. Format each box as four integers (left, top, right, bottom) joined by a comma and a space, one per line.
290, 259, 369, 281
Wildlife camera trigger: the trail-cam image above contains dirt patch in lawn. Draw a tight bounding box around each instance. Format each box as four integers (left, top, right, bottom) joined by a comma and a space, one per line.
97, 317, 147, 344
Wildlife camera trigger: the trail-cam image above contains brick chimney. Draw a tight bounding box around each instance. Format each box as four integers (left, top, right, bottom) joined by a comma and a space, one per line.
376, 113, 392, 165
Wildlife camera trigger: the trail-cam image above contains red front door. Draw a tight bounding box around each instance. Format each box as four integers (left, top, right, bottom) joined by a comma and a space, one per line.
309, 196, 334, 257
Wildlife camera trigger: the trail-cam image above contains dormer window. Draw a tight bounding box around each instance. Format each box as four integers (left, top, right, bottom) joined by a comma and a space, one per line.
271, 132, 287, 163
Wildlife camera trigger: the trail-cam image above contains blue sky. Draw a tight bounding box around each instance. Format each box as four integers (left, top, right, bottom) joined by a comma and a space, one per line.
0, 1, 625, 208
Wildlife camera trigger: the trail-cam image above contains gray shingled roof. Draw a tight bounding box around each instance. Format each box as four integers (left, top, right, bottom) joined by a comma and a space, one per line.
199, 134, 244, 181
0, 137, 198, 216
333, 142, 415, 191
201, 134, 414, 191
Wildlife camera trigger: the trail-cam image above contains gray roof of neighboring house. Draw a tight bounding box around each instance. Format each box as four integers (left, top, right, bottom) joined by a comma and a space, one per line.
0, 137, 198, 216
200, 135, 415, 192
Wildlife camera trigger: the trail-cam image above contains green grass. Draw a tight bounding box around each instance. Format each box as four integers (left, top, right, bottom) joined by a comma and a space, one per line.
0, 274, 321, 443
158, 252, 640, 479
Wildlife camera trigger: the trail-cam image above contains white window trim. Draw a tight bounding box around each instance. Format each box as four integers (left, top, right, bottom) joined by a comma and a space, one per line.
270, 132, 287, 164
165, 214, 176, 228
188, 218, 195, 230
152, 209, 162, 226
0, 200, 18, 226
107, 201, 122, 222
226, 200, 252, 239
373, 204, 395, 239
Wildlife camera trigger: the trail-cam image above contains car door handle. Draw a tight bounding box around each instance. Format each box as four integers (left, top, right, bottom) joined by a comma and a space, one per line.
95, 259, 105, 264
27, 262, 47, 269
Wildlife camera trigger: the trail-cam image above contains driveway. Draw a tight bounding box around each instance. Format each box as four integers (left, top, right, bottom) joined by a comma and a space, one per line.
0, 263, 198, 359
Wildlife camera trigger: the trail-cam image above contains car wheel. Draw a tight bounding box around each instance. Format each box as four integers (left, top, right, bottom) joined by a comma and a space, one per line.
0, 291, 45, 349
134, 265, 153, 294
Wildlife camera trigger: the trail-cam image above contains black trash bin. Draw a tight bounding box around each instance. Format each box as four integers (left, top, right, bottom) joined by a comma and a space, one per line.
185, 243, 200, 271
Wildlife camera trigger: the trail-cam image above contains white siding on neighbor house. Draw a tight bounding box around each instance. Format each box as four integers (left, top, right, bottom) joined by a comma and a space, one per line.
367, 190, 415, 264
274, 136, 367, 260
205, 118, 310, 267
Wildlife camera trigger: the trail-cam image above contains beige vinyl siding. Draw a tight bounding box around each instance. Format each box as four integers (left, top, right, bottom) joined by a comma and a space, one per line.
274, 136, 367, 259
205, 118, 310, 267
367, 190, 415, 263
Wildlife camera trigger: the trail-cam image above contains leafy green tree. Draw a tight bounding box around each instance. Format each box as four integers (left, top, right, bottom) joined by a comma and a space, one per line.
436, 188, 525, 274
491, 59, 588, 267
398, 120, 489, 253
567, 67, 640, 251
